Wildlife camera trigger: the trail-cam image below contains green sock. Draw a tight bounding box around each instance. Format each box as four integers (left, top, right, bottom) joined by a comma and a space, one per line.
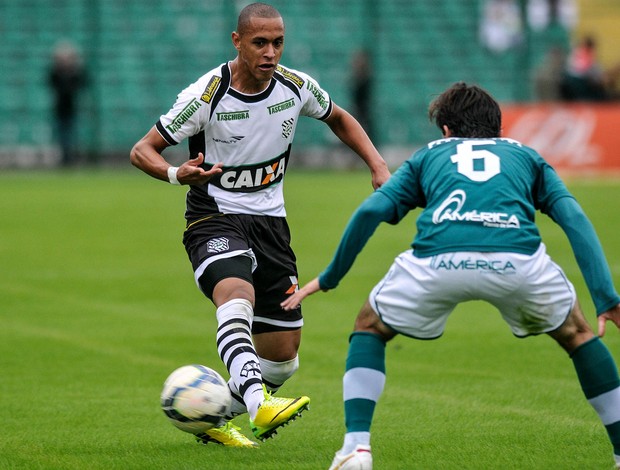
343, 332, 386, 433
571, 337, 620, 455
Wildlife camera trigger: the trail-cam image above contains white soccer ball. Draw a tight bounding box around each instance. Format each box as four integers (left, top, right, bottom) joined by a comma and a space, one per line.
161, 364, 232, 434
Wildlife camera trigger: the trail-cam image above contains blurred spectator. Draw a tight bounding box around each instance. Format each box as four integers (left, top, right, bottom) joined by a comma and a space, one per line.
479, 0, 523, 53
527, 0, 577, 32
532, 46, 567, 101
48, 41, 87, 166
350, 50, 374, 142
561, 35, 608, 101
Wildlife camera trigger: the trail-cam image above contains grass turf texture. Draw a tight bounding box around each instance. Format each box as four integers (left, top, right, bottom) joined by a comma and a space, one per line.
1, 169, 619, 469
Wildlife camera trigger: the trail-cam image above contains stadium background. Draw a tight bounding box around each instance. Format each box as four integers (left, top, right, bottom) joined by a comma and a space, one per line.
2, 4, 620, 467
0, 0, 618, 168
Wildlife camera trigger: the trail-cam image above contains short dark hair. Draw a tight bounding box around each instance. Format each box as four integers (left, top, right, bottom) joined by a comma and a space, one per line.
237, 3, 282, 35
428, 82, 501, 138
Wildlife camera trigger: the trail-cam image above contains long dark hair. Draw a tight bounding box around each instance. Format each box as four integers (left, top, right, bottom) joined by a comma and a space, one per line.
428, 82, 501, 138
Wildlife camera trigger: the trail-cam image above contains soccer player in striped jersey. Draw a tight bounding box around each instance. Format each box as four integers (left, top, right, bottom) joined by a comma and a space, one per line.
130, 2, 389, 447
283, 82, 620, 469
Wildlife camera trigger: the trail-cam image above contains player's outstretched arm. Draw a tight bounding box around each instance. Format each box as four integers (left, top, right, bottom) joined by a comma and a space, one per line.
282, 191, 398, 313
548, 196, 620, 317
281, 278, 322, 311
324, 104, 390, 189
598, 304, 620, 337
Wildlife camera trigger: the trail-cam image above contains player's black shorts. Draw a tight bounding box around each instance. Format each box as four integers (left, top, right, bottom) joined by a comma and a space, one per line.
182, 214, 302, 334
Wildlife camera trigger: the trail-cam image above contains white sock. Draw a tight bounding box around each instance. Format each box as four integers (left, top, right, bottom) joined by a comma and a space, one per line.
225, 379, 248, 418
260, 355, 299, 393
341, 432, 370, 455
215, 299, 264, 420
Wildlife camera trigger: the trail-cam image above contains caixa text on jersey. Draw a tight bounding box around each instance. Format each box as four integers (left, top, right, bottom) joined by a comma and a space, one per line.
206, 147, 290, 193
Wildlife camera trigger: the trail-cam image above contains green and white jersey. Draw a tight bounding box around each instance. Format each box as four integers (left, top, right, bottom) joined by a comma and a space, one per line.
381, 137, 573, 256
319, 136, 619, 314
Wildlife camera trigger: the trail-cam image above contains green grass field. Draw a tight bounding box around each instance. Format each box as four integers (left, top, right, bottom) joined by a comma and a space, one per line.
1, 168, 619, 469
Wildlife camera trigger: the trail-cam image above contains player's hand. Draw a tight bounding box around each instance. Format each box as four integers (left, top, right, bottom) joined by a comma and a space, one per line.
371, 162, 391, 189
597, 303, 620, 337
281, 278, 323, 311
177, 153, 223, 185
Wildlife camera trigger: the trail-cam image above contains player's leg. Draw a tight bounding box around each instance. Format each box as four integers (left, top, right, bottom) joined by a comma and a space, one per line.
225, 215, 309, 440
198, 268, 307, 445
210, 273, 265, 421
183, 216, 263, 446
547, 302, 620, 468
246, 296, 309, 440
242, 328, 308, 440
183, 216, 267, 423
222, 329, 300, 405
331, 250, 454, 469
346, 303, 396, 446
196, 271, 308, 446
225, 329, 301, 417
492, 245, 620, 466
191, 257, 261, 447
329, 301, 395, 470
253, 329, 301, 392
208, 306, 308, 438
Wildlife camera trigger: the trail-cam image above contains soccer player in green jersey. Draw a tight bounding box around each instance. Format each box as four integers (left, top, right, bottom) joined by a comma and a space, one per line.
282, 82, 620, 469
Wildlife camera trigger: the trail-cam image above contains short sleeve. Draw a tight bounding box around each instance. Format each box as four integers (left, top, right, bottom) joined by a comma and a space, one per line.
157, 74, 217, 145
298, 72, 332, 120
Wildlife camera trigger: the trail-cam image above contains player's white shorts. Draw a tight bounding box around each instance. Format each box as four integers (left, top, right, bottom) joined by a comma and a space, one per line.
369, 243, 576, 339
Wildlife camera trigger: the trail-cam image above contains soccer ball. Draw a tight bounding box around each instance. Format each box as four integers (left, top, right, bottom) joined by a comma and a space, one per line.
161, 364, 232, 434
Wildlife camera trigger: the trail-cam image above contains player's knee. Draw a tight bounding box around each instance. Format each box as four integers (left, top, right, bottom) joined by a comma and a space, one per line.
354, 301, 396, 340
549, 302, 595, 353
212, 278, 255, 307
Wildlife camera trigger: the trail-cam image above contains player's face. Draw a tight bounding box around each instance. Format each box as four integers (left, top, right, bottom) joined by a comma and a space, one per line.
234, 17, 284, 85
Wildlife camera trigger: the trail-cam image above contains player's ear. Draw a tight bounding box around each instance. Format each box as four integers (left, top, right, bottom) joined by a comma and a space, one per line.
442, 125, 452, 137
232, 31, 241, 51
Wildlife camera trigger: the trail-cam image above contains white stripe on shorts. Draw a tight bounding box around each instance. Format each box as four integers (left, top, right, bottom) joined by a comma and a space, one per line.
253, 315, 304, 329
